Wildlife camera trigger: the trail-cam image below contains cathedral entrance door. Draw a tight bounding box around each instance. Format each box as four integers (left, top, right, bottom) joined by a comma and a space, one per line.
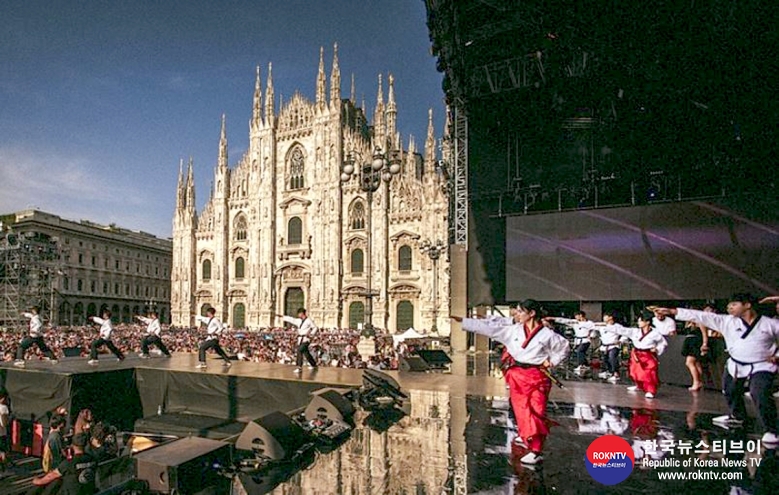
284, 287, 305, 318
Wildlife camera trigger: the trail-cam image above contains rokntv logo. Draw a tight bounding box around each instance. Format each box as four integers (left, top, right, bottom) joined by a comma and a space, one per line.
584, 435, 635, 485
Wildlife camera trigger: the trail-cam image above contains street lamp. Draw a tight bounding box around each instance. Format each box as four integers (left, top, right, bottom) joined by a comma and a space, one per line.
341, 145, 401, 332
419, 239, 446, 334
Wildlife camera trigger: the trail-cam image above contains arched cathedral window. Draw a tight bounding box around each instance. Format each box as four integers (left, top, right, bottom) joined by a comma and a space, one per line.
351, 248, 364, 275
202, 259, 212, 281
397, 300, 414, 332
234, 214, 247, 241
289, 146, 305, 190
398, 245, 412, 271
288, 217, 303, 245
350, 201, 365, 230
235, 257, 245, 279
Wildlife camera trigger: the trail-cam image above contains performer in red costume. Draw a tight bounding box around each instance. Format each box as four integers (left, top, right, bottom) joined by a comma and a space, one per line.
598, 310, 667, 398
453, 299, 569, 465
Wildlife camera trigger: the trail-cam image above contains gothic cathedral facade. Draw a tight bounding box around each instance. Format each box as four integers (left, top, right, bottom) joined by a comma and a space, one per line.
171, 46, 450, 334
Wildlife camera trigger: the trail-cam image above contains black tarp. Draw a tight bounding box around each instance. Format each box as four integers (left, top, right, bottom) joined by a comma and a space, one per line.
0, 368, 72, 422
0, 368, 142, 430
135, 368, 327, 421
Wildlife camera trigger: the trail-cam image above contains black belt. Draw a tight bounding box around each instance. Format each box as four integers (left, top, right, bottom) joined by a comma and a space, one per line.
728, 356, 769, 366
510, 362, 541, 369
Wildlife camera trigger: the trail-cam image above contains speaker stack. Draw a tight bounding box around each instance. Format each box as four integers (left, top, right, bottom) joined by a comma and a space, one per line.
400, 350, 452, 372
399, 354, 430, 372
134, 436, 232, 494
235, 411, 307, 461
304, 389, 356, 422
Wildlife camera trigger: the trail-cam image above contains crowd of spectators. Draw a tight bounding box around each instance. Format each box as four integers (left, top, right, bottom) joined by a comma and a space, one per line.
0, 324, 436, 371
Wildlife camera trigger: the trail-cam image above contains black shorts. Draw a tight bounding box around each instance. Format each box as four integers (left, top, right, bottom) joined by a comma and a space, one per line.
681, 332, 706, 359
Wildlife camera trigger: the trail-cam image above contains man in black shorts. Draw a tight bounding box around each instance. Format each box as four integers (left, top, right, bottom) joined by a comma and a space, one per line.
29, 432, 97, 494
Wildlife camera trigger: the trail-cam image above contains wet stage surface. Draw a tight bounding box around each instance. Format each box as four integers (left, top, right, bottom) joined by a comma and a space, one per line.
243, 355, 779, 495
2, 353, 777, 494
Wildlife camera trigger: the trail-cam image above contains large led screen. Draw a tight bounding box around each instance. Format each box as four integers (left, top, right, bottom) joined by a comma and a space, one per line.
505, 199, 779, 301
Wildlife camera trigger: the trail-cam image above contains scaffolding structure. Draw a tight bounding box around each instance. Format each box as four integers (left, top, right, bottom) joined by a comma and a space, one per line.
0, 228, 60, 328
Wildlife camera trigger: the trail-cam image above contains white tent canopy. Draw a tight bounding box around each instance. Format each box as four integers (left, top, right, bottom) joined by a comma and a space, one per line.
392, 327, 426, 346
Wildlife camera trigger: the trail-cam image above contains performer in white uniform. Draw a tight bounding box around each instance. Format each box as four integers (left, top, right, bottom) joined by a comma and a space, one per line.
552, 311, 595, 372
194, 308, 231, 368
136, 312, 171, 358
453, 299, 569, 465
88, 310, 124, 364
651, 311, 677, 336
15, 306, 57, 367
277, 308, 318, 373
655, 293, 779, 444
605, 310, 668, 398
597, 311, 623, 382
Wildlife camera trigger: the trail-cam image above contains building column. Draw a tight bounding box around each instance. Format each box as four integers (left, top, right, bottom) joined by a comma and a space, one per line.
449, 244, 468, 352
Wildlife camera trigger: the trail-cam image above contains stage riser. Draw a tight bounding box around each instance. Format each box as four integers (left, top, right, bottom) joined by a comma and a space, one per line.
136, 368, 326, 421
1, 364, 342, 445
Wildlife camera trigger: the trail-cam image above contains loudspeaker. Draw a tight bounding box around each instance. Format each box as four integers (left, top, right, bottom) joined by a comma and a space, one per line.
416, 349, 452, 367
135, 436, 232, 494
235, 411, 306, 460
304, 389, 355, 422
399, 355, 429, 372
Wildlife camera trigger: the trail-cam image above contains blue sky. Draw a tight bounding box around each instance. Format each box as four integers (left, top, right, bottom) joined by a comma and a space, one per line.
0, 0, 444, 238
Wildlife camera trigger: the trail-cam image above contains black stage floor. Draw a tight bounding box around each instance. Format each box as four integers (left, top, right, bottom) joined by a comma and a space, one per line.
1, 353, 777, 494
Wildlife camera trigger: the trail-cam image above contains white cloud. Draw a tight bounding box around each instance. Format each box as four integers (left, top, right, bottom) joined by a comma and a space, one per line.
0, 145, 172, 238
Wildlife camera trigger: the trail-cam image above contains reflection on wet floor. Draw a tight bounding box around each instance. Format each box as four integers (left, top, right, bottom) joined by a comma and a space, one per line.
249, 391, 778, 495
471, 398, 779, 494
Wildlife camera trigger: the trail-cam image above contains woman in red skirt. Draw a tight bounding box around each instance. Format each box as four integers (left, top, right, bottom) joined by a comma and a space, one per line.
607, 310, 667, 398
454, 299, 569, 465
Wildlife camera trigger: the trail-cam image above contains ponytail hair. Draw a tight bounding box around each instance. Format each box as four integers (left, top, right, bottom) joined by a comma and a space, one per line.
518, 299, 546, 318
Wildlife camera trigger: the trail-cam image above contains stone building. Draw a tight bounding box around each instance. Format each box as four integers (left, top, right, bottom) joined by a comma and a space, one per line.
0, 209, 172, 325
171, 46, 449, 333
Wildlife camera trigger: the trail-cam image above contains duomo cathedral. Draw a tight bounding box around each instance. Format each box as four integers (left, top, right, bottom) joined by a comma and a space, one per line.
171, 45, 450, 334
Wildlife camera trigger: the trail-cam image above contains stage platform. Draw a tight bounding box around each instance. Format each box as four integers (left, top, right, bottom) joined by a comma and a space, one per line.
1, 352, 777, 494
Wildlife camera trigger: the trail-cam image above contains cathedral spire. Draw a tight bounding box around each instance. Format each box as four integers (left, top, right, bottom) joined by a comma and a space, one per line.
252, 65, 263, 129
176, 158, 185, 210
186, 157, 195, 213
316, 46, 326, 109
350, 73, 355, 103
330, 42, 341, 108
425, 108, 436, 166
218, 114, 228, 170
265, 63, 275, 125
386, 74, 397, 149
373, 74, 385, 146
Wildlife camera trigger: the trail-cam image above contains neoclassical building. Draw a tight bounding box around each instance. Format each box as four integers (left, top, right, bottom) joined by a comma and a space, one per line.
172, 46, 449, 333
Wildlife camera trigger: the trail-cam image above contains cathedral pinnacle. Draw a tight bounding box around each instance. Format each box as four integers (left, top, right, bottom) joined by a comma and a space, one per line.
330, 42, 341, 107
218, 114, 228, 170
265, 63, 274, 125
386, 73, 397, 149
252, 65, 263, 129
186, 156, 195, 213
350, 73, 355, 103
425, 108, 436, 166
373, 74, 385, 145
176, 158, 185, 209
316, 46, 326, 108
